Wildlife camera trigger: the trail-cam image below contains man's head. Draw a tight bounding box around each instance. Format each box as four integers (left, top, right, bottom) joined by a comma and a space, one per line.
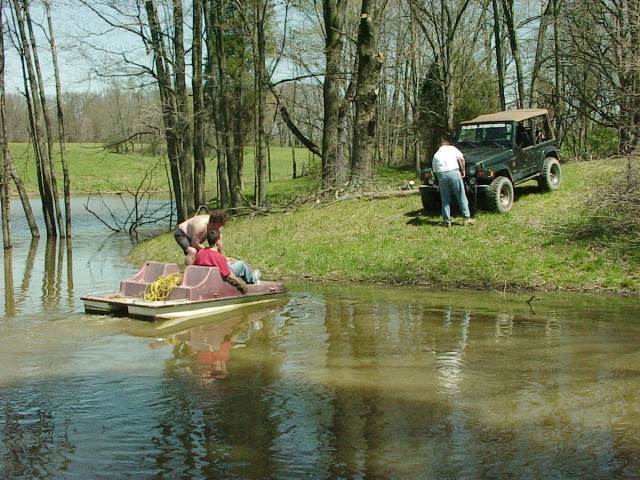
209, 210, 227, 228
208, 210, 227, 230
440, 136, 453, 146
207, 229, 222, 247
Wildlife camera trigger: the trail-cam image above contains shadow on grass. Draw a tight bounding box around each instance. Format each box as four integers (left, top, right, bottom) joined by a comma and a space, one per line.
405, 208, 458, 227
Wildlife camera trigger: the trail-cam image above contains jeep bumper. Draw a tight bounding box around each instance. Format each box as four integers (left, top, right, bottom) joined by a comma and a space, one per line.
420, 184, 491, 193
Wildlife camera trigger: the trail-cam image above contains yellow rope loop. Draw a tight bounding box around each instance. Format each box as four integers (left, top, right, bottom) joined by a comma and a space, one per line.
144, 273, 183, 301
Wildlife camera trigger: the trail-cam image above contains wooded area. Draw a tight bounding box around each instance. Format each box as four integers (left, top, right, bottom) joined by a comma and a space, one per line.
1, 0, 639, 246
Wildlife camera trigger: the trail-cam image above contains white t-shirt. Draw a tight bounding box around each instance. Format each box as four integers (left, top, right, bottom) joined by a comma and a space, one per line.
432, 145, 464, 174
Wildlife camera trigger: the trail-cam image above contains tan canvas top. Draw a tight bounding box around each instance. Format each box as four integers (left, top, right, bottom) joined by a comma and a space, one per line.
462, 108, 549, 124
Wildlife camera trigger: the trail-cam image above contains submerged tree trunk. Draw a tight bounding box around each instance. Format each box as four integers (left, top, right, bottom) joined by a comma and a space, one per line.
0, 2, 11, 249
12, 0, 57, 236
45, 0, 71, 237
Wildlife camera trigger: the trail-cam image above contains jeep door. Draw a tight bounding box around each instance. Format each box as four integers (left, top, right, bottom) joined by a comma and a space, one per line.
515, 119, 538, 179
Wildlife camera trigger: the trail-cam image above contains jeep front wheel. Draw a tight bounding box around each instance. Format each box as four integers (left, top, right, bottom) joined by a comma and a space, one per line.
538, 157, 562, 192
421, 188, 441, 212
488, 176, 514, 213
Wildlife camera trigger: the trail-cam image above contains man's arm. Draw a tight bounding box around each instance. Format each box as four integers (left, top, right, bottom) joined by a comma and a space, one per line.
457, 154, 466, 177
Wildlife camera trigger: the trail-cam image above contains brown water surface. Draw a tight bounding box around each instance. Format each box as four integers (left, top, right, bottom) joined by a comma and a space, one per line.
1, 198, 640, 479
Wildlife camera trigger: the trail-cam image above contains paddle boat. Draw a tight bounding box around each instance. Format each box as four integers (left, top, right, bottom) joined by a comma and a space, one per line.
82, 261, 288, 321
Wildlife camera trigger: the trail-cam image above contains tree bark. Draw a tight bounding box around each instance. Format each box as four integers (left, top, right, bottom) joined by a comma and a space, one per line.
501, 0, 525, 107
0, 2, 11, 249
492, 0, 506, 110
254, 0, 269, 206
322, 0, 349, 188
143, 0, 189, 222
171, 0, 195, 217
192, 0, 206, 209
11, 0, 57, 236
351, 1, 385, 187
45, 0, 71, 237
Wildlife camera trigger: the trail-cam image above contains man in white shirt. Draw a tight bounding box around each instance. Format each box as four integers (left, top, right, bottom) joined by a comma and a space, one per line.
431, 138, 476, 227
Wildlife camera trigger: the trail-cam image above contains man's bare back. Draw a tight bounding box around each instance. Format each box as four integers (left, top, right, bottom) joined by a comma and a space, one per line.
174, 210, 227, 266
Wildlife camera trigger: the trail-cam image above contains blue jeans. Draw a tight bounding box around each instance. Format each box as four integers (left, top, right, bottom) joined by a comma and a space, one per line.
228, 261, 257, 284
438, 170, 471, 223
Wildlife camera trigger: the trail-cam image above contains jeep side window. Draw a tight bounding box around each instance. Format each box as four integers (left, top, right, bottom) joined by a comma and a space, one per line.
516, 122, 533, 148
534, 117, 551, 143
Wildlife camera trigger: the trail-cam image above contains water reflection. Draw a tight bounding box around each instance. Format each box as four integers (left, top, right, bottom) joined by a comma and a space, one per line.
3, 248, 14, 317
2, 199, 640, 479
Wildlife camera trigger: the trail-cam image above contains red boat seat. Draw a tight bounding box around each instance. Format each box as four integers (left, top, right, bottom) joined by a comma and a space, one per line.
119, 261, 180, 297
167, 265, 240, 301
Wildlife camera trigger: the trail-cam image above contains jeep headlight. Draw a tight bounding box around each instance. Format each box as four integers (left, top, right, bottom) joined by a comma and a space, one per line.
467, 177, 476, 186
467, 164, 477, 176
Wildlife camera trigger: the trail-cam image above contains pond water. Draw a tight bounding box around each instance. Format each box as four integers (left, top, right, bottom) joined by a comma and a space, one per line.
2, 198, 640, 480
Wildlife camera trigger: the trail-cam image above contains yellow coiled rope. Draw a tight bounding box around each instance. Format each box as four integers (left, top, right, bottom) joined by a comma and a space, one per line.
143, 273, 183, 301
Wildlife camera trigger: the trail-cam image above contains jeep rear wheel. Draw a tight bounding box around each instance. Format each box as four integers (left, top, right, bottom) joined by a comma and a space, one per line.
488, 176, 514, 213
538, 157, 562, 192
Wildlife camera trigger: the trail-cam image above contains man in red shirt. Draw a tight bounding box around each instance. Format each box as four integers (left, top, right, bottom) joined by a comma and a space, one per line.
193, 229, 258, 294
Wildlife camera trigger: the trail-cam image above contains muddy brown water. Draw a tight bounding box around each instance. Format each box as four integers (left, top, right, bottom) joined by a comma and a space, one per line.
1, 198, 640, 479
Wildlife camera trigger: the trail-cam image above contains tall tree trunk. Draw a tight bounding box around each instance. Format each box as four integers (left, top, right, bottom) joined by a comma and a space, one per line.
322, 0, 348, 188
11, 0, 56, 236
210, 1, 236, 208
143, 0, 188, 222
23, 0, 63, 236
192, 0, 206, 209
1, 9, 38, 240
204, 1, 230, 208
502, 0, 525, 107
45, 0, 71, 238
172, 0, 195, 217
0, 2, 11, 249
254, 0, 268, 206
492, 0, 506, 110
528, 0, 554, 107
351, 0, 384, 187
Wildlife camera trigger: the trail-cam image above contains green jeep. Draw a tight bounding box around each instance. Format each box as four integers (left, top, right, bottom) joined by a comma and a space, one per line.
420, 108, 562, 213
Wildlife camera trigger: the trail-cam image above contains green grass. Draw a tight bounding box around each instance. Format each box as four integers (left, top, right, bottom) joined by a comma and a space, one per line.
9, 143, 318, 199
128, 157, 640, 294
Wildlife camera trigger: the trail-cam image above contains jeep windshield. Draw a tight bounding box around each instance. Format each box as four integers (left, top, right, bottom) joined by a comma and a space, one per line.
456, 123, 513, 148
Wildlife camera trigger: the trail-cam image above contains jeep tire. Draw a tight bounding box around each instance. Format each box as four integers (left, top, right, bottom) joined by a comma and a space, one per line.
421, 188, 441, 212
488, 176, 514, 213
538, 157, 562, 192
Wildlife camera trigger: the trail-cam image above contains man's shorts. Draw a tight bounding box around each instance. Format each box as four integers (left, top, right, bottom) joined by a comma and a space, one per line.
174, 228, 192, 253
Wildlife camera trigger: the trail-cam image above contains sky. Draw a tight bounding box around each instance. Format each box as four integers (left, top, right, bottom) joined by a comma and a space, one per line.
4, 0, 150, 95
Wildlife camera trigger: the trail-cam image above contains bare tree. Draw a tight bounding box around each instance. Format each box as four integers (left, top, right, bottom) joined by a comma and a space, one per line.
11, 0, 59, 236
44, 0, 71, 237
560, 0, 640, 154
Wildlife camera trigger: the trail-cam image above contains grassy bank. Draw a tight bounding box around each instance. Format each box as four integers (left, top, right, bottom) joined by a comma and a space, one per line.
128, 157, 640, 294
9, 143, 316, 197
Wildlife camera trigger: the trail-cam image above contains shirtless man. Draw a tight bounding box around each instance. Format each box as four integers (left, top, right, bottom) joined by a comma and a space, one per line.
174, 210, 227, 266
